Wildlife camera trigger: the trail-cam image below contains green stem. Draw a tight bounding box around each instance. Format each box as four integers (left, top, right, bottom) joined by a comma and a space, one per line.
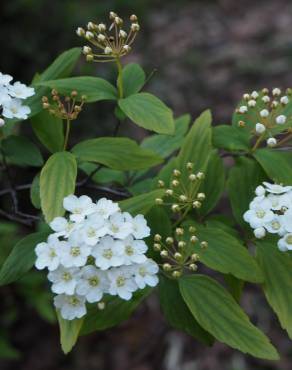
116, 57, 124, 99
63, 119, 71, 150
275, 132, 292, 147
251, 132, 265, 152
173, 205, 191, 229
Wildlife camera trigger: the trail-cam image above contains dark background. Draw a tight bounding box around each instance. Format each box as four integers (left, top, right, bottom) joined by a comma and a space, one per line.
1, 0, 292, 369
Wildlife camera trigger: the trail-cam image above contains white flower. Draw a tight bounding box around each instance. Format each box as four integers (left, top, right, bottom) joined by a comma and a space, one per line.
0, 86, 11, 105
280, 96, 289, 105
107, 267, 137, 300
275, 115, 287, 125
262, 95, 270, 103
8, 81, 35, 99
48, 266, 81, 295
92, 236, 124, 270
267, 193, 291, 210
238, 105, 248, 113
106, 212, 132, 239
0, 118, 5, 127
63, 194, 96, 222
255, 185, 265, 196
95, 197, 119, 219
133, 259, 159, 289
81, 214, 108, 246
35, 234, 64, 271
59, 232, 91, 268
278, 233, 292, 252
54, 294, 86, 320
260, 109, 269, 117
254, 227, 266, 239
263, 182, 292, 194
281, 209, 292, 233
264, 215, 285, 235
272, 88, 281, 96
0, 72, 12, 86
120, 236, 148, 265
267, 137, 277, 147
76, 265, 109, 303
251, 91, 258, 99
49, 216, 79, 238
2, 99, 30, 119
255, 123, 266, 134
243, 202, 274, 229
124, 213, 150, 239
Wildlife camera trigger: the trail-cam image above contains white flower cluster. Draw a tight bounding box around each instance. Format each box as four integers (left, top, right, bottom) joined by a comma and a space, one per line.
237, 88, 291, 148
244, 182, 292, 251
0, 72, 35, 126
35, 195, 159, 320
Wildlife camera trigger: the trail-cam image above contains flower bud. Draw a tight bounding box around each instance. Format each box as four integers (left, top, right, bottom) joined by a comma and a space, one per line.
83, 46, 92, 55
175, 227, 184, 236
191, 253, 199, 262
248, 99, 256, 107
163, 263, 172, 271
165, 189, 174, 196
197, 193, 205, 201
173, 169, 181, 177
255, 123, 266, 134
131, 23, 140, 32
155, 198, 163, 205
122, 45, 131, 53
251, 91, 258, 99
172, 270, 182, 278
0, 118, 5, 127
104, 46, 113, 55
254, 227, 266, 239
280, 96, 289, 105
238, 105, 248, 114
189, 263, 198, 271
186, 162, 194, 170
109, 11, 117, 19
190, 235, 198, 244
166, 237, 174, 245
119, 30, 127, 38
97, 34, 106, 42
189, 174, 197, 182
238, 120, 245, 127
114, 17, 123, 25
196, 172, 205, 180
154, 234, 162, 242
272, 87, 281, 96
86, 54, 94, 62
189, 226, 196, 233
153, 243, 161, 251
178, 241, 186, 249
262, 95, 270, 103
130, 14, 138, 22
267, 137, 277, 147
200, 241, 208, 248
98, 301, 106, 310
160, 250, 168, 258
87, 21, 97, 30
262, 88, 269, 94
85, 31, 94, 40
260, 109, 269, 118
158, 180, 165, 188
76, 27, 85, 37
243, 93, 250, 100
171, 204, 180, 212
179, 195, 188, 202
193, 201, 201, 209
174, 252, 182, 261
276, 115, 287, 125
97, 23, 106, 32
172, 180, 179, 187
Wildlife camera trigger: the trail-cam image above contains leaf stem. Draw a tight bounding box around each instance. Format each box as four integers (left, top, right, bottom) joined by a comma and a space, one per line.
116, 57, 124, 99
63, 119, 71, 151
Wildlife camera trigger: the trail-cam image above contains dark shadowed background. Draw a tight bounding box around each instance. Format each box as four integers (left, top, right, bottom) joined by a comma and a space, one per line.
1, 0, 292, 369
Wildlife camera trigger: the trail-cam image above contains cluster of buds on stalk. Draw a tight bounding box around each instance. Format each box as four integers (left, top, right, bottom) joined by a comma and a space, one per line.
155, 162, 206, 215
236, 88, 292, 148
42, 89, 86, 121
153, 225, 208, 278
76, 12, 140, 62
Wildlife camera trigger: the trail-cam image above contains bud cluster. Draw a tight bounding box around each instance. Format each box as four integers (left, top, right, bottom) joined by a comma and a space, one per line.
42, 89, 86, 121
76, 12, 140, 62
155, 163, 206, 215
236, 88, 292, 148
153, 225, 208, 278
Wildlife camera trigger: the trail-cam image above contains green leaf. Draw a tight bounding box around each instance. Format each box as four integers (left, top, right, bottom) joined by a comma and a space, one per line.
37, 77, 117, 103
122, 63, 146, 96
4, 48, 81, 129
0, 231, 49, 285
177, 110, 212, 183
40, 152, 77, 222
31, 110, 64, 153
81, 289, 150, 335
213, 125, 250, 152
56, 311, 83, 354
227, 157, 267, 229
72, 137, 162, 170
30, 173, 41, 209
198, 150, 225, 216
79, 163, 126, 185
120, 189, 165, 216
179, 275, 279, 360
2, 135, 43, 167
118, 92, 174, 134
159, 275, 213, 345
141, 114, 191, 158
256, 238, 292, 339
184, 222, 263, 283
253, 149, 292, 185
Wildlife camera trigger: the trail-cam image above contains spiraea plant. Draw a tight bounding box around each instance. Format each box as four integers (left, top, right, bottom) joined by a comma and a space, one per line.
0, 10, 292, 361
